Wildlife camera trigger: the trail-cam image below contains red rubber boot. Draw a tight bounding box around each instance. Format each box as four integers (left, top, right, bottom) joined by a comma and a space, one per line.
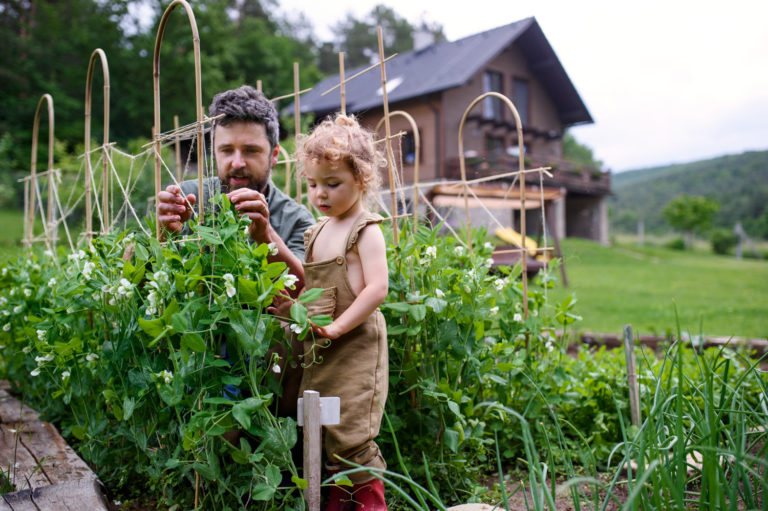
324, 470, 354, 511
352, 478, 388, 510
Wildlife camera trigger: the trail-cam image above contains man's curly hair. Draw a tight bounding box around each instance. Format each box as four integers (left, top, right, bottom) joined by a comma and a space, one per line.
209, 85, 279, 149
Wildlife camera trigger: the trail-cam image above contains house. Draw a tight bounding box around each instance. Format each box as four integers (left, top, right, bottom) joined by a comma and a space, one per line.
288, 17, 611, 244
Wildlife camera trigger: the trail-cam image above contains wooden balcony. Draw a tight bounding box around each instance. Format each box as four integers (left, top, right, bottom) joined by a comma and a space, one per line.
444, 152, 611, 196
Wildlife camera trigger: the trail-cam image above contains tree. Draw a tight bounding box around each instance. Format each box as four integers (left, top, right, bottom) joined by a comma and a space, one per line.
563, 130, 603, 171
324, 5, 445, 71
661, 195, 719, 249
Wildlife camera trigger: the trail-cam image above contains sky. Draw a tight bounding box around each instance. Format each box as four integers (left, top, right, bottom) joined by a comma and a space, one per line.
277, 0, 768, 172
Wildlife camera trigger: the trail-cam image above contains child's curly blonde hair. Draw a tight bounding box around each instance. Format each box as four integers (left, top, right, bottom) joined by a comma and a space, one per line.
295, 114, 384, 203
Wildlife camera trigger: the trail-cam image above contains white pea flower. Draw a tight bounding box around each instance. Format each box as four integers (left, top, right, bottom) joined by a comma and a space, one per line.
47, 277, 57, 287
116, 278, 134, 297
1, 268, 6, 276
30, 368, 40, 377
272, 364, 282, 374
22, 346, 31, 354
82, 261, 95, 280
289, 323, 303, 334
493, 279, 505, 291
61, 371, 70, 380
32, 264, 40, 272
37, 329, 45, 341
466, 269, 475, 280
44, 250, 54, 258
490, 306, 499, 315
513, 313, 523, 322
0, 345, 4, 349
484, 242, 494, 251
2, 323, 10, 332
13, 305, 23, 314
1, 311, 8, 317
156, 370, 173, 384
454, 246, 465, 256
223, 273, 236, 298
268, 242, 278, 256
531, 309, 539, 317
0, 296, 6, 306
86, 353, 99, 363
485, 258, 494, 268
424, 246, 437, 258
463, 285, 471, 293
186, 291, 195, 299
283, 274, 298, 290
35, 354, 54, 364
23, 288, 31, 297
9, 288, 15, 296
435, 289, 445, 299
154, 271, 169, 287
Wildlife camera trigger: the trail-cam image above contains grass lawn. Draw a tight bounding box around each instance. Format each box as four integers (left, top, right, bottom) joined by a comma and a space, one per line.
0, 209, 26, 263
546, 237, 768, 340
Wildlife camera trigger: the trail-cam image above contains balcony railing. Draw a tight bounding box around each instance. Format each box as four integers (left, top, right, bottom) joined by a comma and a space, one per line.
444, 152, 611, 195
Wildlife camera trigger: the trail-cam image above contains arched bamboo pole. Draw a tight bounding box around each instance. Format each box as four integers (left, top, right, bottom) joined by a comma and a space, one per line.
457, 91, 529, 317
374, 111, 420, 231
153, 0, 204, 240
27, 94, 55, 249
84, 48, 111, 240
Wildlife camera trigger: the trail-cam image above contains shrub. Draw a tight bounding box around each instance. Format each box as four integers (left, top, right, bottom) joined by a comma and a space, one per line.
664, 237, 686, 250
710, 227, 739, 255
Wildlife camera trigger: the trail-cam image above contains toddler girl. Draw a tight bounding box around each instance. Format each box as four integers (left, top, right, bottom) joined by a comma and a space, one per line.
295, 114, 389, 511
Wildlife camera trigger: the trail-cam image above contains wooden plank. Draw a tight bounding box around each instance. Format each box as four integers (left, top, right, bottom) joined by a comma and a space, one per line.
30, 478, 109, 510
0, 393, 39, 424
18, 420, 94, 485
0, 424, 51, 491
2, 490, 37, 511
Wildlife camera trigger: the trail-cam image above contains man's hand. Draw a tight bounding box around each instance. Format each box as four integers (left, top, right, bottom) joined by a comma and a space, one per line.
157, 185, 196, 234
227, 187, 271, 243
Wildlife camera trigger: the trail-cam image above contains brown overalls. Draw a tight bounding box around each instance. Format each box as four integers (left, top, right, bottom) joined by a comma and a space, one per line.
300, 211, 388, 482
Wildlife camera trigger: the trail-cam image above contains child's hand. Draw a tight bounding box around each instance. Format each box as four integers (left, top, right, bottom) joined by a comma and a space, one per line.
311, 322, 342, 340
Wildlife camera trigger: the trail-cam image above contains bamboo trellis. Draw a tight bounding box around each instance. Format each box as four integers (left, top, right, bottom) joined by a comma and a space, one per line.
19, 0, 554, 329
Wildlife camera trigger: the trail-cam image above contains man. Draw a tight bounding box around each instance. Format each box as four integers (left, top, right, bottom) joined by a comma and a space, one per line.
156, 85, 315, 294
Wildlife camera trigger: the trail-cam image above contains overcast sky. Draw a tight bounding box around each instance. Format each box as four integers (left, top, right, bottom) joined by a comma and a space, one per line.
278, 0, 768, 172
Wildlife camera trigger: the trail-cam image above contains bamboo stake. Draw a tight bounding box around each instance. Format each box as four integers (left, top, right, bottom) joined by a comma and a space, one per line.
84, 48, 111, 239
374, 111, 420, 231
623, 325, 642, 426
174, 115, 181, 182
293, 62, 303, 205
377, 27, 399, 245
153, 0, 205, 240
339, 52, 346, 115
457, 91, 529, 317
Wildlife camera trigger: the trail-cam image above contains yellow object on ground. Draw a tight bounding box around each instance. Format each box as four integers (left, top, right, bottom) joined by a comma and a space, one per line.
494, 226, 538, 258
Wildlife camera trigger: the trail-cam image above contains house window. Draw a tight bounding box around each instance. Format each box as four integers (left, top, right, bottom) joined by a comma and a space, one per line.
402, 131, 418, 164
485, 135, 505, 155
512, 78, 529, 126
482, 71, 503, 121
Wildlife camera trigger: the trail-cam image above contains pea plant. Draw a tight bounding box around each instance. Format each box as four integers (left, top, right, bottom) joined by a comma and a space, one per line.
0, 195, 317, 509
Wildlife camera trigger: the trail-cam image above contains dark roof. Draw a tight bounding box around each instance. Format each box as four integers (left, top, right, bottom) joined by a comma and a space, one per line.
286, 17, 592, 127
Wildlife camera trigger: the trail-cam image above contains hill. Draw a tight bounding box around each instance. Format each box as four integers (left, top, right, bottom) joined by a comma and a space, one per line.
610, 150, 768, 240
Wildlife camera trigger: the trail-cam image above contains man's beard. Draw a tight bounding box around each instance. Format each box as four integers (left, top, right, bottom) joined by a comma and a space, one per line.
223, 168, 270, 194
